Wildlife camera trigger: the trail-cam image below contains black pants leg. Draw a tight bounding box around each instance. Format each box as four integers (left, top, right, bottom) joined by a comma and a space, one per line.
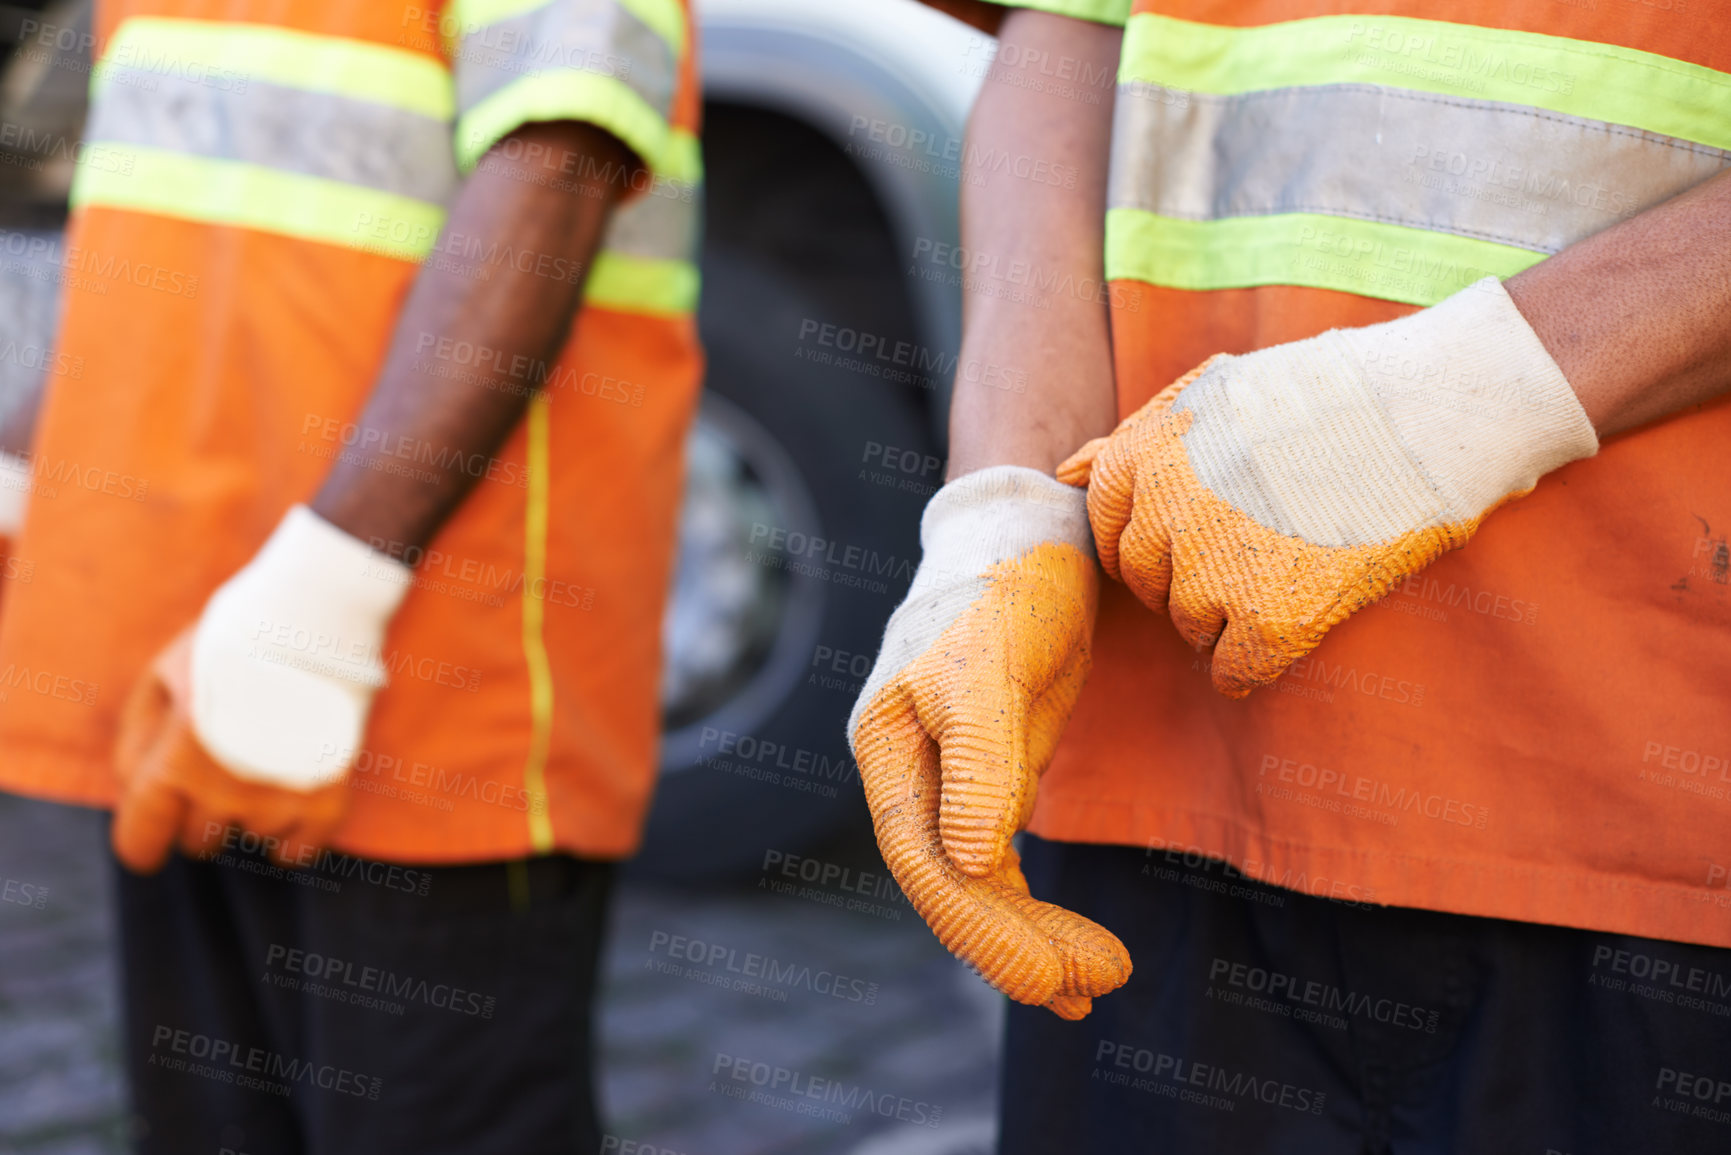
1001, 835, 1731, 1155
114, 847, 611, 1155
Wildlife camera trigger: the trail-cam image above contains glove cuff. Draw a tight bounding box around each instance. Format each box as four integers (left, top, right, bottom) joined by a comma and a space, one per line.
189, 508, 412, 790
918, 465, 1093, 577
0, 452, 33, 537
248, 507, 414, 655
1348, 276, 1599, 514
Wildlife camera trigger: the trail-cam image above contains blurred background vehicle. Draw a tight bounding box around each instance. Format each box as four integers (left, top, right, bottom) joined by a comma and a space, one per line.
646, 0, 977, 877
0, 2, 1005, 1152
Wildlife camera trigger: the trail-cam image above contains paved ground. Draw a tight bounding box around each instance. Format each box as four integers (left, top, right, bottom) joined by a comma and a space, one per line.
0, 794, 1000, 1155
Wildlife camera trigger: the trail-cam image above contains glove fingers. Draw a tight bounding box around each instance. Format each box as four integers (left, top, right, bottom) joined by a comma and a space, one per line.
273, 784, 349, 866
1211, 619, 1294, 699
1081, 441, 1135, 584
859, 682, 1129, 1015
924, 548, 1093, 879
1116, 495, 1176, 613
112, 634, 203, 875
1054, 436, 1106, 488
1020, 643, 1092, 825
859, 689, 1068, 1007
1088, 358, 1224, 594
933, 671, 1028, 879
1046, 994, 1094, 1020
989, 842, 1128, 1010
178, 802, 230, 861
1169, 586, 1227, 653
114, 658, 173, 783
111, 777, 190, 875
992, 875, 1133, 1002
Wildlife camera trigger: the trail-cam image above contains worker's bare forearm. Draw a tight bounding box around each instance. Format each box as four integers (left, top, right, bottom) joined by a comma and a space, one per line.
310, 120, 634, 553
1507, 168, 1731, 438
945, 10, 1121, 480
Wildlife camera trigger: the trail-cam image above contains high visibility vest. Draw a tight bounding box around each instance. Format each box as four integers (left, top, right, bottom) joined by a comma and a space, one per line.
951, 0, 1731, 946
0, 0, 705, 863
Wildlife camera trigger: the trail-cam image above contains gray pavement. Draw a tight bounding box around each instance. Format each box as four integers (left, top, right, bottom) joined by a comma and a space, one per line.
0, 794, 999, 1155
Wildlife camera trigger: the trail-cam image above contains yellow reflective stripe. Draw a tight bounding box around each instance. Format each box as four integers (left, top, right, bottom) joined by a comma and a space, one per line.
661, 127, 703, 184
449, 0, 545, 31
1105, 207, 1544, 307
456, 69, 669, 173
451, 0, 685, 56
585, 251, 697, 315
69, 146, 445, 261
994, 0, 1130, 27
520, 391, 556, 854
1121, 14, 1731, 151
95, 17, 453, 120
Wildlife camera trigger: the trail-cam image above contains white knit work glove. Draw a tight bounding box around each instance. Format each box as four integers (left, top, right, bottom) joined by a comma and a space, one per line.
0, 452, 31, 536
1060, 276, 1599, 696
191, 506, 412, 786
111, 506, 413, 874
848, 467, 1130, 1019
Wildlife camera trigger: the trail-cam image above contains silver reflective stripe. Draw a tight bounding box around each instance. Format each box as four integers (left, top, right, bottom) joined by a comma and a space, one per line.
87, 68, 458, 206
600, 178, 699, 261
1110, 80, 1731, 256
454, 0, 675, 120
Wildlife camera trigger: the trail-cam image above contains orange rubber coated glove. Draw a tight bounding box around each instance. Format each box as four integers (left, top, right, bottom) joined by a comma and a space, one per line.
1059, 277, 1599, 697
112, 629, 348, 872
849, 466, 1131, 1019
110, 506, 411, 873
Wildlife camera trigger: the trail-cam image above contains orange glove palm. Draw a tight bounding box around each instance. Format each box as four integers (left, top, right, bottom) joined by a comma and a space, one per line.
1060, 280, 1598, 696
112, 630, 348, 873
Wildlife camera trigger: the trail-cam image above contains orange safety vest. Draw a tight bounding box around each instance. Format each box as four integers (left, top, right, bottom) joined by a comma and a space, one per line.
969, 0, 1731, 946
0, 0, 704, 864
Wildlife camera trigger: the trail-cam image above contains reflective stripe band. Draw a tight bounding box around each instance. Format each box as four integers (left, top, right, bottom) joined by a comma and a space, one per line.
88, 69, 458, 205
70, 146, 446, 262
991, 0, 1131, 26
95, 17, 452, 120
585, 251, 697, 315
77, 18, 455, 258
452, 0, 676, 130
603, 184, 699, 263
1105, 207, 1544, 307
1121, 13, 1731, 152
71, 144, 698, 312
593, 124, 700, 313
660, 126, 703, 185
1110, 81, 1731, 257
453, 0, 685, 58
456, 68, 669, 173
520, 390, 555, 854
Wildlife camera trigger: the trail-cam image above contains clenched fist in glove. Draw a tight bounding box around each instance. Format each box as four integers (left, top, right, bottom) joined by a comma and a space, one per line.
112, 506, 412, 872
848, 466, 1131, 1019
1060, 277, 1599, 697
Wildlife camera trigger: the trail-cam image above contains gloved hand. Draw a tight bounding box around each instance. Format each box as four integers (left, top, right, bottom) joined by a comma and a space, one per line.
1060, 277, 1598, 697
848, 466, 1130, 1019
0, 451, 31, 611
112, 506, 412, 872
